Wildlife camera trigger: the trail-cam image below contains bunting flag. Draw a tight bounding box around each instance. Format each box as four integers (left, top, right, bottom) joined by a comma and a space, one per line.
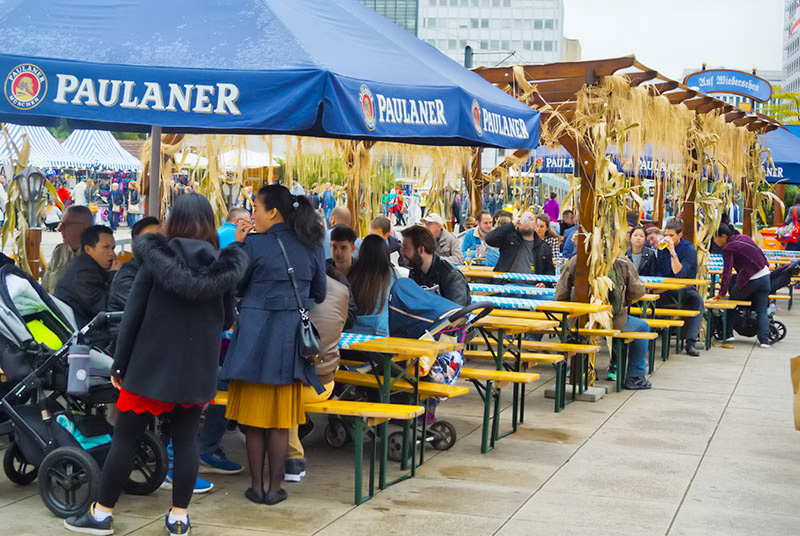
791, 1, 800, 35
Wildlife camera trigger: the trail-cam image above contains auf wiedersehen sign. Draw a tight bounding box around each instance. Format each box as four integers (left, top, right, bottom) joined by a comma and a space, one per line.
683, 69, 772, 103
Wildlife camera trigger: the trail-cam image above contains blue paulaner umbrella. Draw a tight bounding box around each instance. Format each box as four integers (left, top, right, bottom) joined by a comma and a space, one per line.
760, 127, 800, 185
0, 0, 539, 150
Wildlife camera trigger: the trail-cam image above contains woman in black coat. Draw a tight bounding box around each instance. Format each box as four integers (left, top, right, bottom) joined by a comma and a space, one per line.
626, 226, 658, 277
221, 185, 326, 506
65, 194, 248, 536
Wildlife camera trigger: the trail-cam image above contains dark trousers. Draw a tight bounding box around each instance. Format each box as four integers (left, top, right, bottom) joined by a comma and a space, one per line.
98, 406, 202, 509
657, 287, 704, 343
730, 274, 771, 344
110, 210, 121, 230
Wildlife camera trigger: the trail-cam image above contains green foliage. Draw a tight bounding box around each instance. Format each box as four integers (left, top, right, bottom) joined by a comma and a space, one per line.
761, 86, 800, 125
46, 118, 72, 140
111, 131, 146, 140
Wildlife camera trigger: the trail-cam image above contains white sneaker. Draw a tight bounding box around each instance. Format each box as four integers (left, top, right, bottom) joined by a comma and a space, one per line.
759, 343, 771, 349
724, 336, 736, 343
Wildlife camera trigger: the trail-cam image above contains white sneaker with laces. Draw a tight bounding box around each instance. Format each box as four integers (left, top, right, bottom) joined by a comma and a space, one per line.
759, 343, 771, 349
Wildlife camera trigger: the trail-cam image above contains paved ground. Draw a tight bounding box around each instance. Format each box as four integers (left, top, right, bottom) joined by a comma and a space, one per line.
1, 297, 799, 535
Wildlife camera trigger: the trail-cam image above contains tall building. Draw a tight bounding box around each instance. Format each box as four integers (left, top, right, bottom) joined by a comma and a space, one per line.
681, 66, 783, 114
784, 0, 800, 92
416, 0, 565, 68
359, 0, 420, 36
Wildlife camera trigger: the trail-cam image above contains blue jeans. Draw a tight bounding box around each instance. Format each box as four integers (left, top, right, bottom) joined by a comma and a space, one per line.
126, 212, 138, 229
624, 315, 650, 377
730, 274, 771, 344
198, 372, 229, 456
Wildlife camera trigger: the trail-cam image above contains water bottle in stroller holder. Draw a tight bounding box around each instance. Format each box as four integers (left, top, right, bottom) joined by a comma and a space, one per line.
66, 344, 91, 397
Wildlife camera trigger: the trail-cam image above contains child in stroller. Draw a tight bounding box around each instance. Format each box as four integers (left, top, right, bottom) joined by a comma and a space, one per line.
0, 264, 168, 519
712, 259, 800, 344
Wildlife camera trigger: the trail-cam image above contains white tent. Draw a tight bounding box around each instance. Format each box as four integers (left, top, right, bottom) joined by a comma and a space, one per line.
219, 148, 280, 170
62, 129, 142, 171
0, 124, 87, 168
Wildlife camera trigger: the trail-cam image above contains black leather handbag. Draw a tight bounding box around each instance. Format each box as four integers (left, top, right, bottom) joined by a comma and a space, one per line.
276, 238, 320, 366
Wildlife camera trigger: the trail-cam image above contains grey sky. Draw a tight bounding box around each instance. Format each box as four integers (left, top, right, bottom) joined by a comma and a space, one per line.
564, 0, 785, 81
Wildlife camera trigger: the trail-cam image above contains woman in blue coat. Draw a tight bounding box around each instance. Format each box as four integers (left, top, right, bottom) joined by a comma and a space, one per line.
221, 185, 326, 506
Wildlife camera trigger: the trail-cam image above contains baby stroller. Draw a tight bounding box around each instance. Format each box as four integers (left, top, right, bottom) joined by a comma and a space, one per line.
386, 279, 493, 460
712, 259, 800, 344
0, 265, 168, 519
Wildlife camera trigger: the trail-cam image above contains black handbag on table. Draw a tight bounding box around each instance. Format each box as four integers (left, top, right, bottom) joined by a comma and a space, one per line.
276, 237, 320, 366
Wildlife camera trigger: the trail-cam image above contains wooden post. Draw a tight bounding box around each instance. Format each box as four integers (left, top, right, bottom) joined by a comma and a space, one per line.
653, 176, 666, 227
147, 125, 162, 218
25, 227, 42, 282
742, 141, 757, 237
682, 148, 698, 245
774, 183, 786, 226
466, 148, 483, 218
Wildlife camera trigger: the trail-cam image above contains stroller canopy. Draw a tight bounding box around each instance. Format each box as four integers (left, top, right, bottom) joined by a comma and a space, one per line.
388, 279, 463, 339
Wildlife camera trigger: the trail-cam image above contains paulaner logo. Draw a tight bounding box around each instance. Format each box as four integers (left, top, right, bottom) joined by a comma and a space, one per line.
5, 64, 47, 110
360, 85, 376, 131
471, 99, 483, 137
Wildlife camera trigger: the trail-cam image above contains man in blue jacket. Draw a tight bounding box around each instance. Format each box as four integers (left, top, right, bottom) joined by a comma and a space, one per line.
461, 210, 499, 266
656, 218, 704, 357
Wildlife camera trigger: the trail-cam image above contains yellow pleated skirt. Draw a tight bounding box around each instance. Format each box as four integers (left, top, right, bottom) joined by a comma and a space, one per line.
225, 380, 305, 429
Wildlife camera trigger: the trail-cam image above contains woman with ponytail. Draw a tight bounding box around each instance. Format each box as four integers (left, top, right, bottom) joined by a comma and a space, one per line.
221, 185, 326, 505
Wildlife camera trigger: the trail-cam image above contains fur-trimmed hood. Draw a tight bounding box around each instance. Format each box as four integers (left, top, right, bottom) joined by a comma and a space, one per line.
133, 233, 249, 299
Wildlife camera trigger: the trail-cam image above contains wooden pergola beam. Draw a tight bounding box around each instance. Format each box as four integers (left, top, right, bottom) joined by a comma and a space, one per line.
474, 56, 636, 84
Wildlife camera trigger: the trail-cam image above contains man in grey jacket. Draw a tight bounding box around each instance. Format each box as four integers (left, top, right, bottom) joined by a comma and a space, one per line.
422, 212, 463, 265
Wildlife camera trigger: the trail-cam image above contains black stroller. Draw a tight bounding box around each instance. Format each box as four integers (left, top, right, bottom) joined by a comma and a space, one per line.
712, 259, 800, 343
0, 265, 167, 519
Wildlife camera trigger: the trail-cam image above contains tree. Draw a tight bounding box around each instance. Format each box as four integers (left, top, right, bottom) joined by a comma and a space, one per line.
761, 87, 800, 125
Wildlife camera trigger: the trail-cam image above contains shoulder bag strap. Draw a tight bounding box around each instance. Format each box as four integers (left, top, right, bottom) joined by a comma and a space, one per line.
275, 237, 308, 315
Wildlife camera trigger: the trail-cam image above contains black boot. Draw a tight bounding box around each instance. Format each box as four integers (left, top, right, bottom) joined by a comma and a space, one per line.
685, 341, 700, 357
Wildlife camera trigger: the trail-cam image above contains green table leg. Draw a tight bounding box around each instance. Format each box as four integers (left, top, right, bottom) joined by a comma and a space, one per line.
648, 338, 656, 374
480, 381, 493, 453
614, 339, 623, 393
353, 418, 364, 505
705, 310, 712, 351
379, 360, 391, 489
661, 328, 670, 362
790, 284, 794, 310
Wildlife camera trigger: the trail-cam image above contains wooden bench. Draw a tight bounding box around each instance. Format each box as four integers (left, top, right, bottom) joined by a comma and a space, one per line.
769, 294, 790, 302
641, 317, 685, 368
704, 299, 751, 350
610, 331, 659, 392
334, 369, 469, 401
212, 391, 424, 504
458, 368, 540, 453
629, 307, 701, 318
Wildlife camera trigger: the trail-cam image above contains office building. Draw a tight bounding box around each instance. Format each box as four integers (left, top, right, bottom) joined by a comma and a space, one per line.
784, 0, 800, 92
359, 0, 420, 36
417, 0, 565, 68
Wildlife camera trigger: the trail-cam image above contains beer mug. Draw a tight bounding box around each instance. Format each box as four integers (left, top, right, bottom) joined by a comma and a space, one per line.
657, 238, 670, 250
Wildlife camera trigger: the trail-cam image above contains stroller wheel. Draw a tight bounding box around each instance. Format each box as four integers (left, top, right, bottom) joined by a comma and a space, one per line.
38, 446, 100, 519
773, 320, 787, 342
769, 323, 782, 344
429, 421, 457, 451
122, 430, 168, 496
3, 441, 39, 485
387, 431, 411, 463
324, 419, 349, 449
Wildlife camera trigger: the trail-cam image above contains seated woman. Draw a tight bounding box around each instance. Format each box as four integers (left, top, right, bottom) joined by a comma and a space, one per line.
626, 225, 658, 277
535, 213, 561, 262
347, 234, 398, 336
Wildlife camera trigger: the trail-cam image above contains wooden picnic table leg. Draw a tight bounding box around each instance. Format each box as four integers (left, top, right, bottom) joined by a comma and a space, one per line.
705, 309, 713, 350
353, 418, 365, 505
379, 358, 391, 489
614, 339, 623, 393
789, 284, 794, 310
516, 334, 525, 425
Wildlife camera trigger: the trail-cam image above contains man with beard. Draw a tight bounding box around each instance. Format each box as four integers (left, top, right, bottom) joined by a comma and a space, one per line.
400, 225, 470, 306
486, 211, 554, 283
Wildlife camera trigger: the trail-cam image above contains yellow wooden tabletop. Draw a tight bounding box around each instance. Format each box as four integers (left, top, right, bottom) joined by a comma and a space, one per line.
644, 282, 687, 291
346, 337, 463, 360
660, 277, 711, 286
474, 316, 559, 333
533, 301, 612, 314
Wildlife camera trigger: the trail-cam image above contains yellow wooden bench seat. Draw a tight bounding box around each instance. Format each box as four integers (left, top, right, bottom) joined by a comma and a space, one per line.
704, 299, 751, 309
334, 369, 469, 400
518, 340, 600, 354
459, 368, 540, 383
463, 349, 565, 365
614, 331, 659, 341
573, 328, 620, 337
769, 294, 790, 301
629, 307, 701, 318
642, 318, 684, 328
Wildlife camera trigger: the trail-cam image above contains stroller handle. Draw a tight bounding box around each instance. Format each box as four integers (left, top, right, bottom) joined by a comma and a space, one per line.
447, 302, 494, 324
80, 311, 125, 334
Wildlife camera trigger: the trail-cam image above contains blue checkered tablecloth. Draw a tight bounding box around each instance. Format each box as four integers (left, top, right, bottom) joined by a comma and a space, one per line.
470, 283, 556, 298
472, 295, 551, 310
478, 272, 558, 283
338, 332, 381, 348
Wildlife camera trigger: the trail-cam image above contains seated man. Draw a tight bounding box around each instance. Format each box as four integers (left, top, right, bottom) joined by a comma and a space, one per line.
422, 213, 464, 265
486, 211, 554, 281
656, 218, 704, 357
370, 215, 406, 268
558, 209, 576, 237
461, 210, 499, 267
329, 224, 358, 276
42, 205, 95, 293
54, 225, 119, 328
557, 255, 652, 389
401, 225, 470, 306
108, 217, 161, 312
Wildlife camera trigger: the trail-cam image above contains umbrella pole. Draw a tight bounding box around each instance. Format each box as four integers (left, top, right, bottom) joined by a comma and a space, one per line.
148, 125, 162, 218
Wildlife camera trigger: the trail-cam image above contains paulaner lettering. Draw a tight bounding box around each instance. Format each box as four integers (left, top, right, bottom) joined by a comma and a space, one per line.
53, 74, 241, 115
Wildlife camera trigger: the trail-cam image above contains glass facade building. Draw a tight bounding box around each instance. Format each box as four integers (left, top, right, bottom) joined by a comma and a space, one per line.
359, 0, 419, 36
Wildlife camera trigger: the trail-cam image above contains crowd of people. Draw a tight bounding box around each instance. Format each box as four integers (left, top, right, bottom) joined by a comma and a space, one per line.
4, 180, 767, 535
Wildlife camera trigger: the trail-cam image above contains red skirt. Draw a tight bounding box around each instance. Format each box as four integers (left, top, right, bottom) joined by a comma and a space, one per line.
116, 387, 205, 416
